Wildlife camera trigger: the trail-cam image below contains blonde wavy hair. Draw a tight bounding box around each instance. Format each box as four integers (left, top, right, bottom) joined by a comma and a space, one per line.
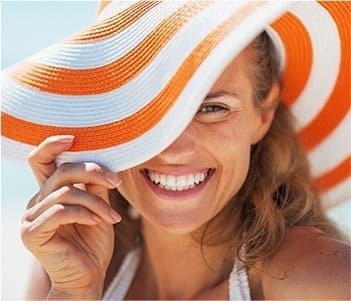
108, 31, 344, 268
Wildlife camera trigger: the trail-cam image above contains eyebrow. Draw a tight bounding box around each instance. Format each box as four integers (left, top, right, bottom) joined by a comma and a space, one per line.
204, 91, 240, 101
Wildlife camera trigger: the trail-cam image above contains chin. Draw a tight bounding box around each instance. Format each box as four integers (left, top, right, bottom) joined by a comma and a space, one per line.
141, 207, 211, 235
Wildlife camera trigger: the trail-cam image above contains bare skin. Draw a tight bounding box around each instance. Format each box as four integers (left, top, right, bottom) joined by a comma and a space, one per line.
257, 226, 350, 300
22, 51, 350, 300
25, 222, 350, 300
22, 136, 123, 299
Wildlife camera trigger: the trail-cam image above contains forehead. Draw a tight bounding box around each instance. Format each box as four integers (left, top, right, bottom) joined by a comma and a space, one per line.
207, 51, 252, 97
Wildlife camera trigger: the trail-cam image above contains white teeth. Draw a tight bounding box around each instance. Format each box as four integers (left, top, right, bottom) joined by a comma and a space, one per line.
187, 175, 194, 186
160, 174, 167, 186
194, 174, 200, 184
168, 175, 176, 187
154, 173, 160, 184
176, 176, 187, 187
147, 170, 210, 191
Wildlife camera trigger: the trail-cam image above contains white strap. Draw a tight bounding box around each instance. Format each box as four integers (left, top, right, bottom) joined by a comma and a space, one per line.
104, 247, 251, 300
103, 248, 140, 300
229, 259, 251, 301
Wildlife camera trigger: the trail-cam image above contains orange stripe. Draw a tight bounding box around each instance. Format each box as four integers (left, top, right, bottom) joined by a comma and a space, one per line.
96, 0, 112, 16
8, 2, 210, 95
313, 156, 350, 193
271, 13, 312, 107
73, 1, 161, 43
2, 3, 261, 151
299, 2, 350, 151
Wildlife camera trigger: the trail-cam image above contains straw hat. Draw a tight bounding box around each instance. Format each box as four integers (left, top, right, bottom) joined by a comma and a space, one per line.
1, 1, 350, 208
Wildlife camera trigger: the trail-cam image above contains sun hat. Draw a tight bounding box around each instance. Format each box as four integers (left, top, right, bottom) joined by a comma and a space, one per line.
1, 1, 350, 208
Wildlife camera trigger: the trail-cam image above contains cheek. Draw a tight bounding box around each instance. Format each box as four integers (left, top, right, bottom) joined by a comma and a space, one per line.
115, 170, 143, 206
203, 119, 252, 196
202, 117, 253, 158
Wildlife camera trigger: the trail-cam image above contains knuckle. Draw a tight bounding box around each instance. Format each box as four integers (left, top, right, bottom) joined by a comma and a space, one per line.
57, 162, 72, 175
20, 222, 32, 236
22, 210, 31, 223
20, 224, 30, 242
27, 149, 38, 166
77, 206, 87, 218
20, 221, 37, 244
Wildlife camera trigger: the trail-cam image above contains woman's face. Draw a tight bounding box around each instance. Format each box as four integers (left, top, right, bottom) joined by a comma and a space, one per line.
117, 51, 273, 234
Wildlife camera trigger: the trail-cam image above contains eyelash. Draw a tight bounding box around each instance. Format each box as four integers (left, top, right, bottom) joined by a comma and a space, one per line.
197, 104, 229, 114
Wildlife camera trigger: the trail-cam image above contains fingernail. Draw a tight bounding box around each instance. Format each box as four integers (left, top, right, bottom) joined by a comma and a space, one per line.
57, 135, 75, 144
110, 210, 122, 223
106, 172, 122, 187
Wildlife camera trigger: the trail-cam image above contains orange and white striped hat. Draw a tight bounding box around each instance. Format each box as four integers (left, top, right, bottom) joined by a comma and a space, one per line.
1, 1, 350, 207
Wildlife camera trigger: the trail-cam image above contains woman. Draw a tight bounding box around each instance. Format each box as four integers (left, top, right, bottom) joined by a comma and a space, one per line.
2, 1, 350, 300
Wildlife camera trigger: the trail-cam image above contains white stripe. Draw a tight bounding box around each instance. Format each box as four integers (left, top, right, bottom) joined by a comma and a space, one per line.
289, 2, 340, 130
321, 178, 351, 209
3, 2, 249, 127
2, 138, 33, 165
27, 1, 187, 69
3, 2, 292, 172
96, 1, 139, 23
2, 75, 156, 126
265, 26, 286, 76
308, 112, 350, 178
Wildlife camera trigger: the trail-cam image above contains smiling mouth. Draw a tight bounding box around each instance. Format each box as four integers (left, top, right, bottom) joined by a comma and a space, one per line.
141, 168, 214, 192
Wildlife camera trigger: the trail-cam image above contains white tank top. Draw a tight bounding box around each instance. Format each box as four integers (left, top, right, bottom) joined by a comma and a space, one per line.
103, 248, 251, 300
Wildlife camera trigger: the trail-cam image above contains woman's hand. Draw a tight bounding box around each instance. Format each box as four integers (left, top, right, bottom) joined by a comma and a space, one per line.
20, 135, 122, 299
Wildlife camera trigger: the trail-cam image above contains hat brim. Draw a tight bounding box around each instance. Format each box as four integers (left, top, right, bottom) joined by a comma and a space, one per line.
2, 1, 350, 207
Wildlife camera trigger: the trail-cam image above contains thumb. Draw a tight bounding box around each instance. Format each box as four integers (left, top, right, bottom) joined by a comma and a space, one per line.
28, 135, 75, 187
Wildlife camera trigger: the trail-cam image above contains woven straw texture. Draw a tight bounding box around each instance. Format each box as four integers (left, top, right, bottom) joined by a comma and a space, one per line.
1, 1, 350, 208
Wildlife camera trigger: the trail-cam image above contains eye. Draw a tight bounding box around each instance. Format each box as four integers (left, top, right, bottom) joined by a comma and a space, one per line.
195, 103, 230, 123
198, 104, 228, 113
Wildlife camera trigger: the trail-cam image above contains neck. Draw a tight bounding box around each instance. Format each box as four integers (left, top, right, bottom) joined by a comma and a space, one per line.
139, 218, 234, 299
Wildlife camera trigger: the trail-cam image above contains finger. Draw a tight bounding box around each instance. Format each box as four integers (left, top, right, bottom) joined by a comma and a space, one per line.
26, 191, 43, 210
85, 183, 109, 203
85, 183, 122, 222
28, 135, 75, 187
40, 162, 121, 200
21, 204, 103, 243
24, 185, 121, 224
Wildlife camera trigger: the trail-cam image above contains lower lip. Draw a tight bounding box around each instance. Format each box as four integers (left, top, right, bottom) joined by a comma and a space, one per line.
141, 170, 214, 200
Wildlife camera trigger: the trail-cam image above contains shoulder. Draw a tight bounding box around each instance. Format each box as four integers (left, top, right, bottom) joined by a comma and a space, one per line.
261, 226, 350, 300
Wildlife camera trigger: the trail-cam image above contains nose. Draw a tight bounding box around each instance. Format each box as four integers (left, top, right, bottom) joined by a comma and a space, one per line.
157, 124, 197, 162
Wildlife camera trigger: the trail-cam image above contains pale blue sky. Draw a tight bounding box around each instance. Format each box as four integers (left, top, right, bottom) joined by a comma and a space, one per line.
2, 1, 98, 205
2, 1, 98, 67
1, 2, 98, 299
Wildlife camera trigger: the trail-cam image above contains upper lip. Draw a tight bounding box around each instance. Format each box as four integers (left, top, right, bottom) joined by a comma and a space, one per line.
142, 167, 213, 176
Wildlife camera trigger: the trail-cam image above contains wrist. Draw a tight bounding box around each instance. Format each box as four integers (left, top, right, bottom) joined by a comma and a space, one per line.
48, 281, 104, 300
48, 290, 100, 300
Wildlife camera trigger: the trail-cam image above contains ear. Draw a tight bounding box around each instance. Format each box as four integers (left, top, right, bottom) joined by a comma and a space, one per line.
251, 82, 280, 144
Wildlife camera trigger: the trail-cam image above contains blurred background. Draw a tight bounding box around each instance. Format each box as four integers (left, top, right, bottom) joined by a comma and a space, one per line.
1, 1, 350, 300
1, 2, 98, 300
